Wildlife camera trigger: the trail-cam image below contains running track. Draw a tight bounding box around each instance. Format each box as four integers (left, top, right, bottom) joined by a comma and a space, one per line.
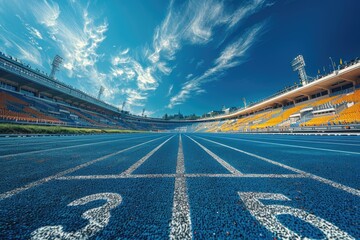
0, 133, 359, 239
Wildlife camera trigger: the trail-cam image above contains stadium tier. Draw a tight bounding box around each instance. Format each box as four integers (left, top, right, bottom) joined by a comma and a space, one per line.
186, 89, 360, 132
0, 89, 186, 131
0, 53, 360, 133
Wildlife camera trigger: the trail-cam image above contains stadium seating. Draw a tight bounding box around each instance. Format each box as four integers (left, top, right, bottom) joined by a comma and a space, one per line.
251, 104, 306, 129
333, 90, 360, 104
0, 91, 62, 124
197, 89, 360, 132
299, 89, 360, 127
1, 86, 360, 132
300, 115, 335, 127
331, 103, 360, 125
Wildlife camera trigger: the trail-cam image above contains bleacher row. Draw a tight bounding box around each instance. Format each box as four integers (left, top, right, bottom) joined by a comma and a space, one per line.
1, 87, 360, 132
188, 89, 360, 132
0, 89, 179, 131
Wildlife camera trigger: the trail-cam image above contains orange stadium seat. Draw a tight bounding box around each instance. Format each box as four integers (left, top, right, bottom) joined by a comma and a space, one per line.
300, 115, 335, 127
333, 89, 360, 104
331, 103, 360, 125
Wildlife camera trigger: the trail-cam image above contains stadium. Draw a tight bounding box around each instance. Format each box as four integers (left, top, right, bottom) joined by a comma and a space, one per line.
0, 0, 359, 239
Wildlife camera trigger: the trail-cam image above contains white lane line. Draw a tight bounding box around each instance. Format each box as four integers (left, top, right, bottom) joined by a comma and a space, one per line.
185, 173, 305, 178
186, 135, 242, 176
176, 135, 185, 176
0, 135, 156, 159
0, 136, 164, 201
57, 174, 177, 180
211, 136, 360, 155
196, 136, 360, 197
57, 173, 305, 180
0, 135, 136, 147
120, 135, 174, 175
170, 134, 193, 240
223, 135, 360, 147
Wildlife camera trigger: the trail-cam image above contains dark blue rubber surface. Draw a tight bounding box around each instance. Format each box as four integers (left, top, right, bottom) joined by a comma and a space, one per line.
0, 133, 359, 239
196, 133, 360, 189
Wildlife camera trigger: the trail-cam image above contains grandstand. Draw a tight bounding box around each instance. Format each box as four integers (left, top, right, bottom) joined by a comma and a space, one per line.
0, 52, 360, 133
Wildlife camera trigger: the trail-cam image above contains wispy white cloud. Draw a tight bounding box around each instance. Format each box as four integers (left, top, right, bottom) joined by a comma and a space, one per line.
111, 50, 158, 91
14, 14, 44, 52
168, 22, 266, 108
27, 0, 110, 99
32, 0, 60, 28
227, 0, 267, 29
196, 59, 204, 69
0, 0, 271, 116
148, 0, 268, 66
184, 0, 227, 44
24, 23, 43, 40
0, 23, 42, 65
114, 0, 270, 111
157, 61, 172, 75
167, 84, 174, 97
121, 88, 148, 107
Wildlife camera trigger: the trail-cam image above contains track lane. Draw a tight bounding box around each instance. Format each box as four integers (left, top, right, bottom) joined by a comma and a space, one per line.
199, 133, 360, 154
193, 134, 360, 196
0, 134, 166, 198
195, 133, 360, 189
0, 134, 160, 158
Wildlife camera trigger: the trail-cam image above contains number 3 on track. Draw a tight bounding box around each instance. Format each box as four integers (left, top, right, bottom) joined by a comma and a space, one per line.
239, 192, 355, 240
31, 193, 122, 240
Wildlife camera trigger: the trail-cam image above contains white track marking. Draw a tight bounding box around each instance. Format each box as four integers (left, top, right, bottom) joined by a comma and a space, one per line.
31, 193, 122, 240
220, 135, 360, 147
0, 135, 158, 159
170, 135, 193, 240
120, 135, 174, 175
186, 173, 305, 178
196, 136, 360, 197
212, 136, 360, 155
239, 192, 355, 239
186, 135, 242, 176
0, 135, 137, 147
57, 174, 177, 180
57, 173, 305, 180
0, 137, 164, 201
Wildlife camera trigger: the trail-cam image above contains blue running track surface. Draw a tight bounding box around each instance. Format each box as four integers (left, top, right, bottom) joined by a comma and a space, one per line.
0, 133, 359, 239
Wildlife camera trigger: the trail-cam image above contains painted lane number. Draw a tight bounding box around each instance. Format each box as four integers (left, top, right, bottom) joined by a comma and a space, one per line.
239, 192, 355, 239
31, 193, 122, 240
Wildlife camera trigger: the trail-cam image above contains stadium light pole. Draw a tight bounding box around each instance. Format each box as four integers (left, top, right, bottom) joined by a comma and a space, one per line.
329, 57, 336, 72
291, 55, 308, 86
97, 86, 104, 100
50, 55, 63, 79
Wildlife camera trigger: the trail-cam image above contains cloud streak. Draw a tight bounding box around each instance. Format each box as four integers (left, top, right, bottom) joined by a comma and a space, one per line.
111, 0, 269, 112
148, 0, 268, 65
168, 22, 266, 108
0, 23, 42, 65
29, 0, 109, 97
0, 0, 271, 117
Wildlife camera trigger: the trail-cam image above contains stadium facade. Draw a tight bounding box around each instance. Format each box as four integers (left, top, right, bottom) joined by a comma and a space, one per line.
0, 52, 359, 133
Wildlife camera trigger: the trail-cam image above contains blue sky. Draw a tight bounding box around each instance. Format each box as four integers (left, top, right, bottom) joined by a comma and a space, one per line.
0, 0, 359, 117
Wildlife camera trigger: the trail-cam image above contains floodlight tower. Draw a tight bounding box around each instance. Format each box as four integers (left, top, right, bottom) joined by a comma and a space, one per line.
291, 55, 308, 86
121, 101, 126, 111
50, 55, 63, 79
242, 97, 247, 108
97, 86, 104, 100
